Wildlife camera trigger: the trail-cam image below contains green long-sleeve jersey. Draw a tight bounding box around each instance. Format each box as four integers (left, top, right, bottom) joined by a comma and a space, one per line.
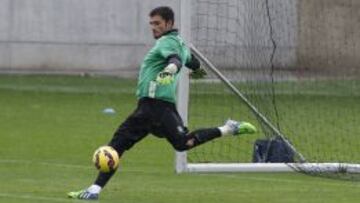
136, 30, 191, 103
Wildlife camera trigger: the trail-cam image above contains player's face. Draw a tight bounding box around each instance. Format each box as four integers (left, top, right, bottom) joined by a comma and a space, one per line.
149, 15, 173, 39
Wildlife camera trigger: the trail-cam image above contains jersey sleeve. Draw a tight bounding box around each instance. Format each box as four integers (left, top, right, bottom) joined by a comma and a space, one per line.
185, 54, 201, 70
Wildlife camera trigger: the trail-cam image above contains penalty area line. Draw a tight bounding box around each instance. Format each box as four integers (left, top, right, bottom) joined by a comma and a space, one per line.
0, 159, 92, 169
202, 173, 360, 188
0, 193, 82, 202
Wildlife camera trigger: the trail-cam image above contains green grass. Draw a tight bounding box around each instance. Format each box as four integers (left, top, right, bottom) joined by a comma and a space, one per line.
0, 74, 359, 203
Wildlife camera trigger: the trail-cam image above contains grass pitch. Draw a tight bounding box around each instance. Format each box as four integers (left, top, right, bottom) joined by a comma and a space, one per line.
0, 75, 359, 203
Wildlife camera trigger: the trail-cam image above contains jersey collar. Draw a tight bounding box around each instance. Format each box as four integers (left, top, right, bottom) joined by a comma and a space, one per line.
161, 29, 178, 37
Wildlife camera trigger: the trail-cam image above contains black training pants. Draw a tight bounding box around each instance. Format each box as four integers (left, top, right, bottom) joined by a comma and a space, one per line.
109, 97, 221, 155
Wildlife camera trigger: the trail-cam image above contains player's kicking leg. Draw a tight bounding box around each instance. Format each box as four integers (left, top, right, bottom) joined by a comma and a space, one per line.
219, 119, 257, 136
159, 104, 257, 151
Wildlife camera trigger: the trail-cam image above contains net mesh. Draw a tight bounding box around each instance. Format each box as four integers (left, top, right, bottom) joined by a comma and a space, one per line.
187, 0, 360, 180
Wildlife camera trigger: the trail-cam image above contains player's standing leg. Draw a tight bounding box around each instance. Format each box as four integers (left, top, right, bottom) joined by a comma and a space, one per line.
68, 99, 152, 200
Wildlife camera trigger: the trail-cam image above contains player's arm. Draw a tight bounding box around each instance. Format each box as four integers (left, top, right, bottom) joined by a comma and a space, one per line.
166, 54, 182, 73
156, 54, 182, 85
186, 54, 207, 79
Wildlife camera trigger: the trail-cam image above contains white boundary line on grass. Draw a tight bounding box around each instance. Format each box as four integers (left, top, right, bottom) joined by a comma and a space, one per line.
1, 159, 359, 189
0, 160, 91, 202
206, 173, 360, 188
0, 83, 134, 94
0, 193, 82, 202
0, 159, 92, 169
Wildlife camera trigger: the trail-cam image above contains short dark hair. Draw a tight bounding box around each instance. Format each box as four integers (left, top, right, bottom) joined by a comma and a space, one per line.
149, 6, 175, 25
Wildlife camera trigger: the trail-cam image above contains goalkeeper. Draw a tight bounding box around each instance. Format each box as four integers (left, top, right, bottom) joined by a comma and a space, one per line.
68, 6, 256, 200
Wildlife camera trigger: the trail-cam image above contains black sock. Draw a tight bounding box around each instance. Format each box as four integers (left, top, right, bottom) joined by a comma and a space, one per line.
189, 128, 221, 147
94, 170, 116, 188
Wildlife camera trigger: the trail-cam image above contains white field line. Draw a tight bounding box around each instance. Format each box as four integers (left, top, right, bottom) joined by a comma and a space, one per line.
0, 83, 134, 94
0, 159, 143, 173
1, 159, 359, 189
0, 159, 92, 169
0, 193, 84, 202
202, 173, 360, 188
0, 160, 91, 202
1, 83, 358, 97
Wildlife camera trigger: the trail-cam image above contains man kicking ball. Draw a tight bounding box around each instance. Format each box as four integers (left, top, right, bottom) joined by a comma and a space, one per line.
68, 6, 256, 200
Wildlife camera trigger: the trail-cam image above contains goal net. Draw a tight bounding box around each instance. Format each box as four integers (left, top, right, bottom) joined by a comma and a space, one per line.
177, 0, 360, 179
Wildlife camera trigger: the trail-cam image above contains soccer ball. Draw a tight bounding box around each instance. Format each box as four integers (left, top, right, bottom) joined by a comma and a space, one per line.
92, 146, 120, 173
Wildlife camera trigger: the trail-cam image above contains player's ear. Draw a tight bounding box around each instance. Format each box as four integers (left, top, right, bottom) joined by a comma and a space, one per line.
166, 20, 174, 29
